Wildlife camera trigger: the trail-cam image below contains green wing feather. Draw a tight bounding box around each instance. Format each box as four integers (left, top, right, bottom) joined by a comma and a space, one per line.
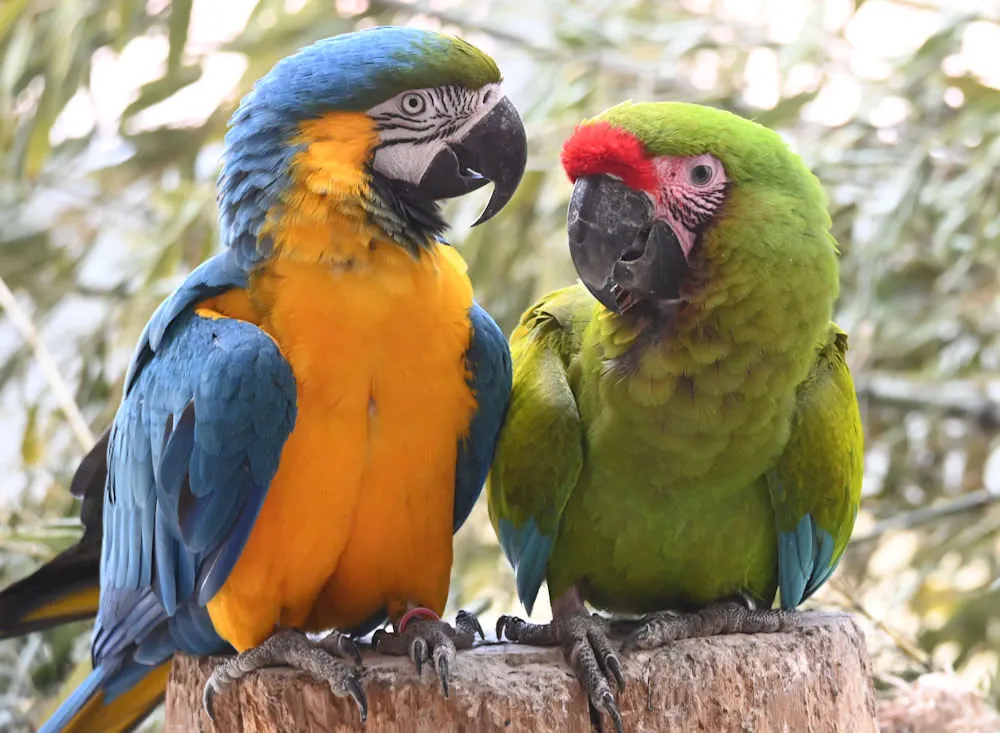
486, 286, 591, 612
767, 323, 863, 608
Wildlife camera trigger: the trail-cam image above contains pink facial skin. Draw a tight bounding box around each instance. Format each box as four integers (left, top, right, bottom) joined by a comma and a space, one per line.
560, 121, 730, 265
652, 154, 728, 260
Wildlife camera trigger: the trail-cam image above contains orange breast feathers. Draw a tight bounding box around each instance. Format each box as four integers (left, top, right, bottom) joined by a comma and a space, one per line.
200, 112, 479, 651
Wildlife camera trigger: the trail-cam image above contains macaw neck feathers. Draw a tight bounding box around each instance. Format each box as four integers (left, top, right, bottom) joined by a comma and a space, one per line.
364, 168, 447, 255
220, 110, 446, 268
588, 244, 834, 484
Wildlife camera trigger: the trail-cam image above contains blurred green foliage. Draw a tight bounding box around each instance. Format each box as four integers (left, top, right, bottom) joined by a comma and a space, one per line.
1, 0, 998, 728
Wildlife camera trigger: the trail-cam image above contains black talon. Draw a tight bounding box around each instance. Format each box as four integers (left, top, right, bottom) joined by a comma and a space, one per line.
606, 654, 625, 693
201, 628, 368, 720
458, 609, 486, 640
344, 636, 363, 667
373, 610, 478, 699
411, 637, 429, 676
602, 691, 624, 733
437, 656, 450, 698
497, 614, 527, 641
347, 674, 368, 723
202, 684, 216, 722
493, 612, 624, 732
588, 701, 602, 732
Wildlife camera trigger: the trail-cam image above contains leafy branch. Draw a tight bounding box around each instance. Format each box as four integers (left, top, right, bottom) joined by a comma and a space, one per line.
856, 371, 1000, 425
0, 276, 95, 452
853, 489, 1000, 545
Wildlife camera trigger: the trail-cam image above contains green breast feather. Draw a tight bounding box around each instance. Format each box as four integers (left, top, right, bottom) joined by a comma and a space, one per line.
487, 102, 863, 615
488, 283, 862, 613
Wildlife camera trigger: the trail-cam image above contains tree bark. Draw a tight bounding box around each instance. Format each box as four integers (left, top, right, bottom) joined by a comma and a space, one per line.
164, 610, 877, 732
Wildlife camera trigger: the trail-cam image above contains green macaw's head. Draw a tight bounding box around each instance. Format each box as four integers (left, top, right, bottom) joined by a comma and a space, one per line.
560, 101, 834, 316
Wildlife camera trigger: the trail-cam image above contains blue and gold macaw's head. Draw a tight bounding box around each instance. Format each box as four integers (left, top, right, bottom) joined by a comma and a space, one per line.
218, 26, 528, 266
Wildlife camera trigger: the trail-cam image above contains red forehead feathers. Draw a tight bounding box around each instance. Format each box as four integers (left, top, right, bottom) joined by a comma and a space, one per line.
560, 121, 657, 192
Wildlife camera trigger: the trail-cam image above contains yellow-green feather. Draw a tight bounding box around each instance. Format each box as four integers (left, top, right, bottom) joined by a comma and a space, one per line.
489, 101, 862, 614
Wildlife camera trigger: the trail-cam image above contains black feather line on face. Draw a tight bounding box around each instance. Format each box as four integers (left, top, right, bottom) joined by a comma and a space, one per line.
370, 84, 474, 149
364, 166, 448, 254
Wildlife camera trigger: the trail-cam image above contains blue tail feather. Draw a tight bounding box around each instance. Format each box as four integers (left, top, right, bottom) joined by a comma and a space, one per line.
777, 513, 839, 609
38, 664, 114, 733
497, 517, 553, 615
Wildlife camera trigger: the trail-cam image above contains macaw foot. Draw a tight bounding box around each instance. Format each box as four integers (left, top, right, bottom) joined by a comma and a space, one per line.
623, 596, 791, 652
497, 612, 625, 733
371, 608, 484, 698
202, 627, 366, 723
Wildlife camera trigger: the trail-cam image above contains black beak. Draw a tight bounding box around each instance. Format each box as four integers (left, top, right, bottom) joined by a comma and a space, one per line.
567, 174, 688, 314
416, 96, 527, 226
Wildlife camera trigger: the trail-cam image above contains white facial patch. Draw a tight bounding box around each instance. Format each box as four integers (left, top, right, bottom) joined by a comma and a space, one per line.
368, 82, 505, 185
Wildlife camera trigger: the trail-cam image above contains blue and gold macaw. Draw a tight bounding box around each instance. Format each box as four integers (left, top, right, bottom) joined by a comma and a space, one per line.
3, 26, 524, 733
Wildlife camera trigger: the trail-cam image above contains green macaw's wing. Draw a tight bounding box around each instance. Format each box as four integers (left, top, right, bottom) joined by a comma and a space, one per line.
767, 324, 863, 609
486, 287, 587, 613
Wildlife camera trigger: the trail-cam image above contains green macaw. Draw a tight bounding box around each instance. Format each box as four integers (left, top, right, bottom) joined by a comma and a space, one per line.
487, 101, 863, 731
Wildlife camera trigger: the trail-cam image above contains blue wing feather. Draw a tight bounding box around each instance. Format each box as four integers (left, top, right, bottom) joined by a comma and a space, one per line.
37, 665, 113, 733
452, 302, 512, 533
768, 326, 863, 611
496, 517, 551, 614
125, 250, 250, 391
776, 513, 839, 609
48, 250, 298, 723
99, 313, 295, 659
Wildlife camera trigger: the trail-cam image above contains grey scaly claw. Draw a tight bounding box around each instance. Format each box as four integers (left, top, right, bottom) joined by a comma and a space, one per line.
498, 612, 624, 733
456, 609, 486, 640
201, 627, 368, 724
623, 601, 789, 653
372, 608, 481, 698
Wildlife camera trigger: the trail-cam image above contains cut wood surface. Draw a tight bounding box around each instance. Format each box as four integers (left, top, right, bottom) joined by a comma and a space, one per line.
165, 610, 877, 732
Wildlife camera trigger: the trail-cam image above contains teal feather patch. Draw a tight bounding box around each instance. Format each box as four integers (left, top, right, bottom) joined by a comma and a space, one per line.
497, 517, 553, 614
778, 513, 837, 609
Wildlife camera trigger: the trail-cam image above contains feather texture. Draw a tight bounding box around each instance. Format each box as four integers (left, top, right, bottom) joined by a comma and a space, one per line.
488, 103, 862, 616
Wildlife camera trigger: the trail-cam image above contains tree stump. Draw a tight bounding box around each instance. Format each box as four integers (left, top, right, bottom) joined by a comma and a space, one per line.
164, 611, 877, 732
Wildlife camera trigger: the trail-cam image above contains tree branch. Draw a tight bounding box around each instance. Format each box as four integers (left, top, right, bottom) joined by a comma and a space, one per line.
0, 276, 95, 452
855, 371, 1000, 424
166, 613, 878, 732
852, 489, 999, 545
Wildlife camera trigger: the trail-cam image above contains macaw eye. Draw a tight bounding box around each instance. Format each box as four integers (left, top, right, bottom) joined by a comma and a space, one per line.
400, 93, 426, 115
689, 164, 713, 186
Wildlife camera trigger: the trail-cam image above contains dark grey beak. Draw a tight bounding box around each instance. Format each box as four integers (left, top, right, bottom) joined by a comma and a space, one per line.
416, 96, 527, 226
567, 174, 688, 314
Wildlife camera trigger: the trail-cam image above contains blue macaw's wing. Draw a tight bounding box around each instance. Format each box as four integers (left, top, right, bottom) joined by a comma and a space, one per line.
452, 301, 513, 533
93, 251, 297, 677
